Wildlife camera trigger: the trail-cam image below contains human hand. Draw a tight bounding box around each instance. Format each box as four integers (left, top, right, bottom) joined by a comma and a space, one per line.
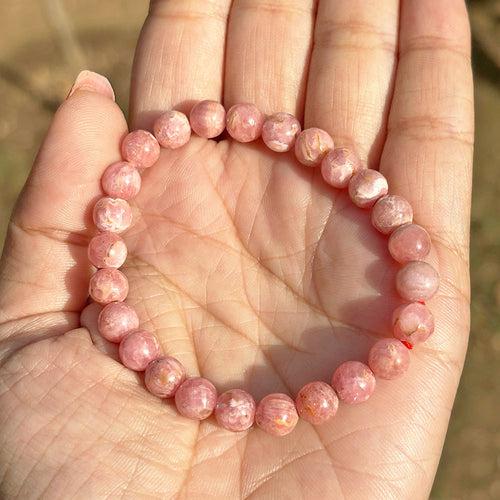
0, 0, 473, 498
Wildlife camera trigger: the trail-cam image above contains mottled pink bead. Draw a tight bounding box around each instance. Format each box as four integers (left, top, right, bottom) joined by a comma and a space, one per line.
93, 197, 132, 233
88, 232, 127, 269
331, 361, 376, 405
101, 161, 141, 200
261, 112, 301, 152
153, 110, 191, 149
255, 393, 299, 436
294, 128, 334, 167
98, 302, 140, 343
119, 330, 160, 371
226, 103, 264, 143
321, 147, 362, 189
145, 356, 186, 398
393, 302, 435, 345
371, 195, 413, 234
175, 377, 217, 420
295, 381, 339, 426
368, 338, 410, 380
121, 130, 160, 168
388, 223, 432, 263
189, 100, 226, 138
348, 169, 389, 208
89, 268, 129, 304
396, 261, 440, 301
215, 389, 256, 432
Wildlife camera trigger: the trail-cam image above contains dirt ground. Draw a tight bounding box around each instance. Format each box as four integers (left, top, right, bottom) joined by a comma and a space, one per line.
0, 1, 498, 498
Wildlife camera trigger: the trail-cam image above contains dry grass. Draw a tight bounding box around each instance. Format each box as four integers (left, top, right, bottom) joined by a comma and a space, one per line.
0, 1, 498, 498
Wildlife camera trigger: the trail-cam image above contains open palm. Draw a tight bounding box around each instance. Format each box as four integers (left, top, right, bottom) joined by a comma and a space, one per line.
0, 1, 473, 498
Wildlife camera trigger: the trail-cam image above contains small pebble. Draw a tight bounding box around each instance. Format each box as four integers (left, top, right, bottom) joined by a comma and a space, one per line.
226, 103, 264, 142
121, 130, 160, 168
294, 127, 334, 167
119, 330, 161, 371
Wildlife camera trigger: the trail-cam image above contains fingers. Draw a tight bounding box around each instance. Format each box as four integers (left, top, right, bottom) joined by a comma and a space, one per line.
379, 0, 473, 268
0, 71, 127, 329
130, 0, 232, 130
224, 0, 317, 117
305, 0, 399, 166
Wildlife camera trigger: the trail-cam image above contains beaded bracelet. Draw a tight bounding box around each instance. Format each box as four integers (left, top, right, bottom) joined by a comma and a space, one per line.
87, 101, 438, 437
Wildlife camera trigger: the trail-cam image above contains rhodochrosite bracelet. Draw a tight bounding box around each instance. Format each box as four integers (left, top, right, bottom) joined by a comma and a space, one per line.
88, 101, 439, 437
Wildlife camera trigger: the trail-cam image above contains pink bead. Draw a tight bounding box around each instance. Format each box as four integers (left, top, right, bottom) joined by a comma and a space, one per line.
331, 361, 376, 405
189, 100, 226, 138
226, 103, 264, 142
255, 393, 299, 436
396, 261, 440, 301
215, 389, 256, 432
393, 302, 435, 345
119, 330, 160, 371
101, 161, 141, 200
144, 356, 186, 398
368, 338, 410, 380
89, 268, 129, 305
98, 302, 140, 343
388, 223, 432, 263
121, 130, 160, 168
321, 147, 362, 189
88, 232, 127, 268
295, 381, 339, 426
175, 377, 217, 420
153, 110, 191, 149
371, 195, 413, 234
261, 112, 301, 152
294, 128, 334, 167
93, 197, 132, 234
348, 169, 389, 208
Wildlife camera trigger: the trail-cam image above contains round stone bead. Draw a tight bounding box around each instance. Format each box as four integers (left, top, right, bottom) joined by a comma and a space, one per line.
98, 302, 140, 343
261, 112, 301, 152
348, 170, 388, 208
388, 223, 431, 263
226, 103, 264, 142
393, 302, 435, 345
331, 361, 376, 405
144, 356, 186, 398
121, 130, 160, 169
88, 232, 127, 269
175, 377, 218, 420
189, 100, 226, 138
119, 330, 160, 371
371, 195, 413, 234
89, 268, 129, 304
93, 197, 132, 234
321, 147, 362, 189
368, 338, 410, 380
153, 110, 191, 149
294, 128, 334, 167
101, 161, 141, 200
215, 389, 256, 432
396, 261, 440, 301
295, 381, 339, 426
255, 393, 299, 436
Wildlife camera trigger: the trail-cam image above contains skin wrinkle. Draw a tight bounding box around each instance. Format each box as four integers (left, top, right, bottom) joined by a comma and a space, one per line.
246, 445, 337, 499
126, 255, 300, 390
136, 197, 388, 339
7, 357, 185, 497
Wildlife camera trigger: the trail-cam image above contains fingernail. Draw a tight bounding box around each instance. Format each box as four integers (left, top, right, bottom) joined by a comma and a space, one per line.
67, 70, 115, 101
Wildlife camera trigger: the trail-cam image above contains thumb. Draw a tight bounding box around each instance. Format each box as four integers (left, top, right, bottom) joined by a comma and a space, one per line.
0, 71, 128, 338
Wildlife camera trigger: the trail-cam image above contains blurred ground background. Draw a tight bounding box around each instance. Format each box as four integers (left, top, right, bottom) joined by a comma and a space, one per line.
0, 1, 498, 498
